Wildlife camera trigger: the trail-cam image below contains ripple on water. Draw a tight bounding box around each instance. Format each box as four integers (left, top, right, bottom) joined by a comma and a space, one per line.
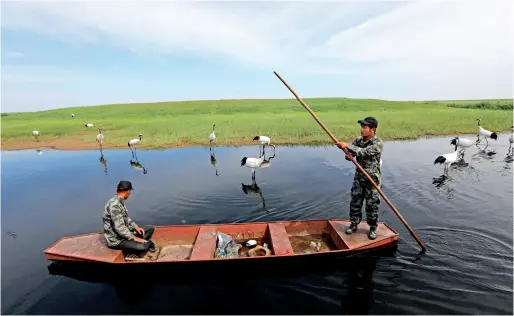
412, 226, 512, 296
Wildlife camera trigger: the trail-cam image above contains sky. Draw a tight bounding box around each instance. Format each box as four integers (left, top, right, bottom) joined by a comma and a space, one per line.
1, 0, 513, 113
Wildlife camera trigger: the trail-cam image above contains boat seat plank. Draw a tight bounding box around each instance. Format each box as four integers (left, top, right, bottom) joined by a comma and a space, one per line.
44, 233, 121, 263
268, 223, 294, 256
189, 226, 217, 261
329, 221, 396, 250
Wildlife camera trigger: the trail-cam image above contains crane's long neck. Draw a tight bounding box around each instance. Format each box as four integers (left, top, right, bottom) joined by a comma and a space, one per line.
477, 120, 481, 126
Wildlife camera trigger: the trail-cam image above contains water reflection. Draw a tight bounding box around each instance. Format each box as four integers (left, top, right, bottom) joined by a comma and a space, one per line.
209, 148, 219, 177
473, 143, 497, 160
340, 256, 378, 314
431, 174, 455, 198
45, 250, 388, 314
259, 152, 276, 169
432, 155, 478, 198
502, 153, 513, 176
241, 178, 266, 211
130, 153, 147, 174
99, 149, 108, 176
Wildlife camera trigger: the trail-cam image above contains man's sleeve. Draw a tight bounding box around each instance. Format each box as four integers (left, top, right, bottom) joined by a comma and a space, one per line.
110, 205, 134, 240
346, 138, 360, 155
127, 216, 138, 231
347, 140, 383, 158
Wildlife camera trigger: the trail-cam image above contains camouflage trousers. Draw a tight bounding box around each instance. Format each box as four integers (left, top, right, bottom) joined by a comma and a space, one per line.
349, 173, 380, 228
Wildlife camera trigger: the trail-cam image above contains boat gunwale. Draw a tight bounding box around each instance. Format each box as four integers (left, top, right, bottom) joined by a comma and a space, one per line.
43, 218, 399, 264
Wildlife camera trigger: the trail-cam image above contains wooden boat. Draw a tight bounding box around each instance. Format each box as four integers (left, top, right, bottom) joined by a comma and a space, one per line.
43, 219, 399, 264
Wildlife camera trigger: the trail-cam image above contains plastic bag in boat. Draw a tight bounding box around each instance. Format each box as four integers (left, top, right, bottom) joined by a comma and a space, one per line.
216, 232, 236, 252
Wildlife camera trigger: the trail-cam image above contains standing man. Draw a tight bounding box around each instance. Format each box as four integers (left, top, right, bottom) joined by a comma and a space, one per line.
103, 180, 157, 253
336, 117, 383, 240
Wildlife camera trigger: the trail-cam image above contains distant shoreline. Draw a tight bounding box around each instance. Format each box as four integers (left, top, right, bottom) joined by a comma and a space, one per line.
2, 97, 511, 151
2, 130, 509, 151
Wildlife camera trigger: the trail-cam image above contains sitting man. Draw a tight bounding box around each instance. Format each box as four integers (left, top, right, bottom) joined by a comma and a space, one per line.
103, 180, 157, 253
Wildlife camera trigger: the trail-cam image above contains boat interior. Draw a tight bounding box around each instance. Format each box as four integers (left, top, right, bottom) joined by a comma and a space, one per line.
44, 220, 398, 263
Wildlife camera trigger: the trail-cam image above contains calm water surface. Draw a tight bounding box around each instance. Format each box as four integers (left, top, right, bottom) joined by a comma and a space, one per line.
2, 134, 513, 314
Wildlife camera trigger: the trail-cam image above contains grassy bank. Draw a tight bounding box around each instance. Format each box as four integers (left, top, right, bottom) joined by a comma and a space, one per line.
1, 98, 512, 150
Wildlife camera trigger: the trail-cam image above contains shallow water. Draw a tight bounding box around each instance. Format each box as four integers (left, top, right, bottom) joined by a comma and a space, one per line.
2, 133, 513, 314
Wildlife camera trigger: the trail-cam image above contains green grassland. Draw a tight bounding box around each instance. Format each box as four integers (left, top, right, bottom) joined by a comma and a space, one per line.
1, 98, 512, 150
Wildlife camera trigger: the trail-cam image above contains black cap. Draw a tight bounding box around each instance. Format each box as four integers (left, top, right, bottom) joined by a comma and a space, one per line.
117, 180, 134, 191
358, 117, 378, 128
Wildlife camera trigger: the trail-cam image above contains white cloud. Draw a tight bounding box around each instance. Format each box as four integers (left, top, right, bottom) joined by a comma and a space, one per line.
307, 0, 514, 76
0, 1, 402, 69
0, 0, 512, 111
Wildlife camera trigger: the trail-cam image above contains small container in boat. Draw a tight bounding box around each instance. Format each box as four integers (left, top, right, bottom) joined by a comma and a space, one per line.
245, 240, 257, 249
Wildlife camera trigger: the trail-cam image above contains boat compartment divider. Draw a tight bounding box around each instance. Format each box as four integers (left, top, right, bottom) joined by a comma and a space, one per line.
268, 223, 295, 256
328, 220, 351, 250
189, 226, 217, 260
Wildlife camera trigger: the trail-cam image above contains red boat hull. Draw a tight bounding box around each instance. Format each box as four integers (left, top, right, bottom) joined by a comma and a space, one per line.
43, 219, 399, 264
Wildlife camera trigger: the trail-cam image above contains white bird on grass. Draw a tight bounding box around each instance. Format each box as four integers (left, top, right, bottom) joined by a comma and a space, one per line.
32, 130, 40, 142
434, 138, 459, 176
476, 118, 498, 145
253, 135, 275, 156
71, 114, 75, 119
85, 123, 94, 128
450, 136, 474, 157
96, 127, 104, 148
128, 133, 143, 158
209, 124, 216, 149
241, 156, 265, 180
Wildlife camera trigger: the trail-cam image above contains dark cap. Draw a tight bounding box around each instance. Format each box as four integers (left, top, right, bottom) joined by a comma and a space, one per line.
358, 116, 378, 128
117, 180, 134, 192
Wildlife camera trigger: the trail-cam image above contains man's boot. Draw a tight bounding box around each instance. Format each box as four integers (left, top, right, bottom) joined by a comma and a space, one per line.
148, 240, 158, 252
368, 226, 377, 240
345, 222, 358, 234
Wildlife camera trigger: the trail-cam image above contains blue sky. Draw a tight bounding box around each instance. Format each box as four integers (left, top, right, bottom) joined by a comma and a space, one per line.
1, 0, 512, 113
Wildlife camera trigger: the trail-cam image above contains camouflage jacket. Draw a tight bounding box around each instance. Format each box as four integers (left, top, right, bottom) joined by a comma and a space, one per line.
346, 135, 383, 186
102, 195, 138, 247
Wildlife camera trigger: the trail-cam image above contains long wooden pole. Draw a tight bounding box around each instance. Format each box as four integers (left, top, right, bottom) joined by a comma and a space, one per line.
273, 71, 427, 253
